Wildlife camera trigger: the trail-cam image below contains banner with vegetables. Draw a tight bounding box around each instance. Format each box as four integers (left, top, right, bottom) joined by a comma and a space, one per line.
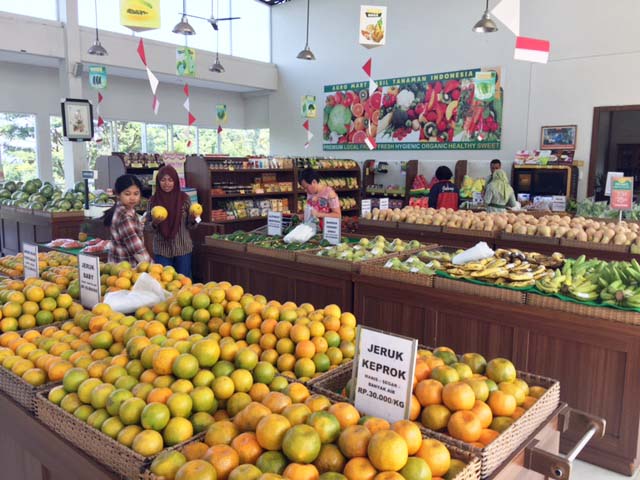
323, 67, 503, 151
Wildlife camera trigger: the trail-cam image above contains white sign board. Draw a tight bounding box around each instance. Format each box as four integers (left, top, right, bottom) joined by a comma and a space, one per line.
361, 199, 372, 216
605, 171, 624, 197
79, 253, 101, 308
551, 195, 567, 212
267, 211, 283, 236
22, 243, 39, 279
379, 198, 390, 211
323, 216, 342, 245
352, 326, 418, 423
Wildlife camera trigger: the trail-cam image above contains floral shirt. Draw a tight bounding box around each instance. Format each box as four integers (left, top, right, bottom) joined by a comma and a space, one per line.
108, 203, 151, 266
307, 186, 340, 214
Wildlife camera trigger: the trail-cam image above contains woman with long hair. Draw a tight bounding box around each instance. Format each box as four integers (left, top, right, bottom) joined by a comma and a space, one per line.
103, 174, 151, 267
146, 165, 197, 277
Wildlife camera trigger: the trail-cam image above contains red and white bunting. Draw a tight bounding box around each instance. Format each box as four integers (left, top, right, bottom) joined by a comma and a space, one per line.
137, 39, 160, 114
217, 125, 223, 134
363, 58, 380, 150
514, 36, 550, 63
95, 91, 104, 143
303, 120, 313, 149
183, 84, 196, 148
491, 0, 520, 36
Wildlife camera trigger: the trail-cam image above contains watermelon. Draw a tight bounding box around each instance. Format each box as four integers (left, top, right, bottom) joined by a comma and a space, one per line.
3, 181, 16, 193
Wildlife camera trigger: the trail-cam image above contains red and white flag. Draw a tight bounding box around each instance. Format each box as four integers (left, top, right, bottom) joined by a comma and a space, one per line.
303, 120, 313, 149
362, 58, 378, 96
137, 39, 160, 114
514, 36, 550, 64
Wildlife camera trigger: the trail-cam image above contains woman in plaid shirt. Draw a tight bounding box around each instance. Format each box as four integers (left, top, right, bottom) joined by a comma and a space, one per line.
102, 175, 151, 267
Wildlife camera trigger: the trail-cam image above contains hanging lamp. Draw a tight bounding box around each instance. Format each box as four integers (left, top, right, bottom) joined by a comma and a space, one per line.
473, 0, 498, 33
296, 0, 315, 60
209, 0, 225, 73
173, 0, 196, 35
88, 0, 108, 56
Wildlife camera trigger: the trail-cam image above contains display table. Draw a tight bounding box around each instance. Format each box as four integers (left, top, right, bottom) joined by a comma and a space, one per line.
0, 208, 85, 256
353, 273, 640, 476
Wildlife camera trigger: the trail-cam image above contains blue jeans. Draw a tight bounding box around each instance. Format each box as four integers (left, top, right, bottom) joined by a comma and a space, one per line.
155, 253, 192, 278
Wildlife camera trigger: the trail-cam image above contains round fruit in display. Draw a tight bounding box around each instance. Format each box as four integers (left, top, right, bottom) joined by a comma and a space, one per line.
368, 430, 409, 471
150, 450, 188, 479
416, 439, 450, 477
132, 430, 164, 457
486, 358, 517, 384
256, 450, 288, 475
189, 203, 203, 217
151, 206, 169, 222
282, 424, 322, 464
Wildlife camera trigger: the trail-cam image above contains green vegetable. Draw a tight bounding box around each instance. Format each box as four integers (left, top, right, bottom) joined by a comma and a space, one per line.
328, 105, 351, 135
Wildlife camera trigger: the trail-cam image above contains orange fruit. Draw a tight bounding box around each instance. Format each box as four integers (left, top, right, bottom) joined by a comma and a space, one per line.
522, 396, 537, 410
478, 428, 500, 446
343, 457, 377, 480
205, 420, 239, 446
313, 443, 346, 474
233, 402, 271, 432
203, 444, 240, 480
182, 441, 210, 461
485, 358, 516, 384
282, 424, 322, 464
132, 430, 164, 457
175, 459, 217, 480
328, 402, 360, 429
304, 394, 331, 413
399, 457, 432, 480
373, 473, 403, 480
512, 406, 526, 420
490, 416, 514, 433
415, 439, 450, 477
307, 411, 341, 444
392, 420, 422, 456
421, 404, 451, 431
163, 417, 194, 446
415, 379, 443, 407
153, 347, 180, 375
230, 432, 263, 464
262, 391, 292, 414
338, 425, 371, 459
447, 410, 482, 443
283, 403, 312, 426
256, 413, 291, 451
368, 430, 408, 472
282, 463, 320, 480
529, 386, 546, 399
499, 382, 525, 406
487, 391, 517, 417
442, 382, 475, 411
409, 394, 421, 421
363, 417, 391, 434
471, 400, 493, 429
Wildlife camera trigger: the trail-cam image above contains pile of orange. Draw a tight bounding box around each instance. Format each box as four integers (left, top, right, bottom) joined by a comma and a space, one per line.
404, 347, 546, 448
151, 382, 468, 480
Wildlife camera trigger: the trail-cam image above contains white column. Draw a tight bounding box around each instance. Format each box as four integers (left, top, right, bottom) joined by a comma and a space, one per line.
36, 113, 54, 183
59, 0, 87, 189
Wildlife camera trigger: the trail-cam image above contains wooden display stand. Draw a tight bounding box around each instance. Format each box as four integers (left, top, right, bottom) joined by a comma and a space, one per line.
95, 154, 159, 199
0, 207, 85, 256
363, 159, 418, 207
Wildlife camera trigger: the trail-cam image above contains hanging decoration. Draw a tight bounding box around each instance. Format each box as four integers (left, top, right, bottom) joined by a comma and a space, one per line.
176, 47, 196, 77
94, 91, 105, 143
514, 37, 550, 63
491, 0, 520, 36
362, 58, 379, 150
183, 83, 196, 148
137, 39, 160, 114
88, 65, 107, 90
301, 96, 317, 118
359, 5, 387, 48
303, 120, 313, 149
120, 0, 161, 32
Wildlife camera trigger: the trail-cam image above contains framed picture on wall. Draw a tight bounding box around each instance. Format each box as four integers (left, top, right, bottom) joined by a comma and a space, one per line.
61, 98, 94, 142
540, 125, 577, 150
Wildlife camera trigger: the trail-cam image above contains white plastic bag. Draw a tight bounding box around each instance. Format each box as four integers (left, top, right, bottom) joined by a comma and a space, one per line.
284, 223, 317, 244
452, 242, 495, 265
103, 272, 172, 314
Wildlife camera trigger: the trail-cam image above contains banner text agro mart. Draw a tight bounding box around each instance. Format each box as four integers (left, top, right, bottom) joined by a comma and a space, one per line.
323, 67, 503, 151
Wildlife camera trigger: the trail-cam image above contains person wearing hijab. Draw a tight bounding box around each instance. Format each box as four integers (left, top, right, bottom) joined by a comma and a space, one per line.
484, 170, 517, 213
147, 166, 198, 277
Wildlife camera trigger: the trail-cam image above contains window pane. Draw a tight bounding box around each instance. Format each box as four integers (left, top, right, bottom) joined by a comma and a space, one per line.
115, 121, 143, 153
198, 128, 217, 154
87, 120, 113, 171
50, 116, 65, 187
0, 0, 57, 20
78, 0, 231, 55
146, 124, 168, 153
220, 129, 269, 156
231, 0, 270, 62
171, 125, 196, 154
0, 113, 38, 182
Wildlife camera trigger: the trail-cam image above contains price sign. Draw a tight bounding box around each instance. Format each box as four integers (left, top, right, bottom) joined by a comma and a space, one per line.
323, 216, 341, 245
361, 199, 372, 216
82, 170, 97, 180
23, 243, 39, 279
79, 254, 101, 308
611, 177, 634, 210
379, 198, 389, 211
352, 326, 418, 423
267, 211, 283, 236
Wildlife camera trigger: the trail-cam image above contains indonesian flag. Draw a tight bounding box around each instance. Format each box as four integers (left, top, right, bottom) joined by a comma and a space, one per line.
514, 36, 550, 64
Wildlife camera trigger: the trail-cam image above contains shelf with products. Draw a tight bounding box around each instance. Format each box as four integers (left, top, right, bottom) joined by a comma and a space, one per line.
187, 156, 362, 233
362, 159, 418, 207
95, 153, 166, 199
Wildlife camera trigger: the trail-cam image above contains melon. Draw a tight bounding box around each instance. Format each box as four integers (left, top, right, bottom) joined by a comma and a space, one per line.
151, 206, 168, 222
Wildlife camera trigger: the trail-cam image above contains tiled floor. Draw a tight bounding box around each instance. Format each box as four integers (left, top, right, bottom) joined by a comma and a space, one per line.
574, 460, 639, 480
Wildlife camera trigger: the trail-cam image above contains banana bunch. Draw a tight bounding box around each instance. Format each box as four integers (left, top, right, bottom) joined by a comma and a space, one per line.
598, 259, 640, 308
495, 249, 565, 269
445, 255, 547, 288
535, 269, 567, 294
560, 255, 605, 302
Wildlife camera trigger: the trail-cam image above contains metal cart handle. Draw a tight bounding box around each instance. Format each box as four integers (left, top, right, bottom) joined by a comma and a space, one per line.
525, 406, 606, 480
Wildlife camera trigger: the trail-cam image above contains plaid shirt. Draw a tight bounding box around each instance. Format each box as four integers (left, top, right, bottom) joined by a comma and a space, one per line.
108, 203, 151, 266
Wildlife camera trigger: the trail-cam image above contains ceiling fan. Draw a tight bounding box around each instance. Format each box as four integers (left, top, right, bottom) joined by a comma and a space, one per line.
183, 13, 241, 31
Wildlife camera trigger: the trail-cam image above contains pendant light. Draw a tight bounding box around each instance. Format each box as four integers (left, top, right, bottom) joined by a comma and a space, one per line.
296, 0, 315, 60
173, 0, 196, 35
209, 0, 225, 73
87, 0, 108, 56
473, 0, 498, 33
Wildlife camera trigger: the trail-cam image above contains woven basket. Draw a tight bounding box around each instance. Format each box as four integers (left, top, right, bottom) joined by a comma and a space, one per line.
308, 362, 558, 479
358, 218, 399, 228
36, 391, 200, 479
446, 443, 482, 480
526, 292, 640, 326
204, 237, 247, 252
296, 250, 413, 273
559, 238, 630, 253
499, 233, 560, 246
398, 222, 443, 233
246, 244, 298, 262
138, 433, 206, 480
433, 277, 526, 304
0, 367, 57, 413
359, 253, 435, 288
443, 227, 496, 239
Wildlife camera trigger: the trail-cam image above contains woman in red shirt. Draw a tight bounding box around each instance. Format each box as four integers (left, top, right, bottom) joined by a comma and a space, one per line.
102, 175, 151, 267
428, 166, 460, 210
